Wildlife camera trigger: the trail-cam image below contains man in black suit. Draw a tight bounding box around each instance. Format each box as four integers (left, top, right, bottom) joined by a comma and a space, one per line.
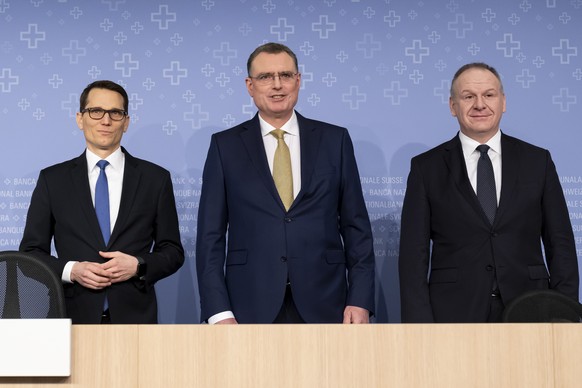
196, 42, 375, 324
20, 80, 184, 324
399, 63, 579, 323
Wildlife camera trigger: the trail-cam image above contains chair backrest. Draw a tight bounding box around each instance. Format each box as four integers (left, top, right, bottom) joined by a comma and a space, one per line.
0, 250, 66, 318
501, 289, 582, 323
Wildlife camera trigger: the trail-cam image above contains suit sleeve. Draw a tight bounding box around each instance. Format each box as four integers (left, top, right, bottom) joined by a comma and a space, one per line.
398, 158, 435, 322
142, 171, 185, 285
19, 170, 66, 277
196, 134, 231, 322
338, 129, 376, 314
540, 151, 579, 300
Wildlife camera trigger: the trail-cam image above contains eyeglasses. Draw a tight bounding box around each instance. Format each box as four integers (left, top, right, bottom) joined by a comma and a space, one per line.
81, 107, 127, 121
248, 72, 300, 85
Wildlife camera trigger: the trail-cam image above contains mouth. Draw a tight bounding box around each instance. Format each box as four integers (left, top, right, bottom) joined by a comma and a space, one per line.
270, 94, 286, 100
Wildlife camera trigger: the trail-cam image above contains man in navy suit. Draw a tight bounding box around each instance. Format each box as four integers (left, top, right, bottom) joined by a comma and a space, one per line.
20, 80, 184, 324
196, 42, 375, 324
399, 63, 579, 323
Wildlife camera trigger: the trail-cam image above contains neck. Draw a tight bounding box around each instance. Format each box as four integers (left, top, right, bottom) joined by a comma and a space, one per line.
462, 130, 499, 144
88, 146, 119, 160
259, 112, 293, 129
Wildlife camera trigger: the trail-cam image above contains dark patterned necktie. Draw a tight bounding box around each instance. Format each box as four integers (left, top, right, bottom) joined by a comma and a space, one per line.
476, 145, 497, 225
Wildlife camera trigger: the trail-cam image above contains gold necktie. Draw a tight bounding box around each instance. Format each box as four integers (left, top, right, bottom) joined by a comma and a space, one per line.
270, 129, 293, 211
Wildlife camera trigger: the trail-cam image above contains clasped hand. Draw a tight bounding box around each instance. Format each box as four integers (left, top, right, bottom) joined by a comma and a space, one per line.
70, 251, 138, 290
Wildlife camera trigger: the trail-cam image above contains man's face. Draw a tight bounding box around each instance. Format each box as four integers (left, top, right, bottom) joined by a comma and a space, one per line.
246, 52, 300, 126
449, 67, 506, 143
76, 88, 129, 157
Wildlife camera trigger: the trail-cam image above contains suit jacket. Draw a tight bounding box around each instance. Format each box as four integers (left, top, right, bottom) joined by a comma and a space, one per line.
399, 133, 579, 323
19, 147, 184, 324
196, 112, 375, 323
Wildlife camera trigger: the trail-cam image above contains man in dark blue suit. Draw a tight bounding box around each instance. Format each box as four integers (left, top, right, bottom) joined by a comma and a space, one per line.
399, 63, 579, 323
20, 80, 184, 323
196, 43, 375, 324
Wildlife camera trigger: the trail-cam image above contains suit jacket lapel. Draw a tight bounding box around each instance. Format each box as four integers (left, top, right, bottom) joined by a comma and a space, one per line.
109, 147, 140, 246
70, 152, 108, 247
239, 114, 284, 209
294, 112, 321, 207
443, 135, 490, 225
495, 133, 519, 224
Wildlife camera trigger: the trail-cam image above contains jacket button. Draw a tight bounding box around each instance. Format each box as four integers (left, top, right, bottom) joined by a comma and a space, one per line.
284, 217, 292, 223
486, 265, 494, 271
280, 256, 287, 262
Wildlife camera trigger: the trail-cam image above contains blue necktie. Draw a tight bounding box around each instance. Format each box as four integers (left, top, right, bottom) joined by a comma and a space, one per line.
95, 160, 110, 314
95, 160, 111, 244
476, 145, 497, 225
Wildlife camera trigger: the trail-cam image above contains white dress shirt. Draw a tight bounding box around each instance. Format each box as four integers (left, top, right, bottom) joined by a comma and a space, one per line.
459, 130, 502, 205
207, 112, 302, 324
260, 111, 302, 199
62, 147, 125, 282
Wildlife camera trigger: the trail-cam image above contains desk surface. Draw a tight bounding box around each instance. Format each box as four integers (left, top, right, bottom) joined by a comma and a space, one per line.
0, 323, 579, 388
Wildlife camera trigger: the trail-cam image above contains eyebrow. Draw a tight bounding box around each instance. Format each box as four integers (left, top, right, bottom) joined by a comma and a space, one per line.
86, 106, 125, 110
459, 88, 499, 94
257, 71, 294, 74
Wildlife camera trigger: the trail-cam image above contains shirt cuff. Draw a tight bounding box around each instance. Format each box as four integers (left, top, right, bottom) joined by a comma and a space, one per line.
62, 261, 77, 283
208, 311, 235, 324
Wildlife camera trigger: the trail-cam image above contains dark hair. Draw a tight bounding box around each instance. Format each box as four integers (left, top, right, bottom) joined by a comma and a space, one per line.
450, 63, 504, 97
246, 42, 299, 76
79, 80, 129, 112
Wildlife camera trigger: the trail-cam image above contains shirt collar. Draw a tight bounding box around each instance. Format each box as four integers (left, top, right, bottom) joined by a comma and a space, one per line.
459, 130, 502, 156
86, 147, 124, 172
259, 111, 298, 137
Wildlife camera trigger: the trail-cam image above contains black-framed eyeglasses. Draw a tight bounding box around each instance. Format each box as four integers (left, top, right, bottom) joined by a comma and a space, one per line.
248, 71, 300, 85
81, 107, 127, 121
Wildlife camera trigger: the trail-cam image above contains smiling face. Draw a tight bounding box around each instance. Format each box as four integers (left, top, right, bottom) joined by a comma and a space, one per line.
245, 51, 300, 128
76, 88, 129, 158
449, 67, 506, 143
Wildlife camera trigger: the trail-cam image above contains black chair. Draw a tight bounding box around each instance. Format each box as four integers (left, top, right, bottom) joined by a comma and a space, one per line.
0, 250, 66, 318
501, 289, 582, 323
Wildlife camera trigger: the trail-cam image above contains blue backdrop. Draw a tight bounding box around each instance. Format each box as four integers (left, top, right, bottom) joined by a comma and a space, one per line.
1, 0, 581, 323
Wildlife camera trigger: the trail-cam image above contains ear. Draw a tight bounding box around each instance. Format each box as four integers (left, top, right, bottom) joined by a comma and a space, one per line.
123, 116, 130, 133
76, 112, 84, 130
449, 97, 457, 117
502, 94, 507, 113
245, 77, 254, 97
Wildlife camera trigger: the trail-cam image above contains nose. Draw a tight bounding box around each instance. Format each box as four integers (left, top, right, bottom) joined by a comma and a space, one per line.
473, 96, 486, 109
100, 113, 112, 124
272, 75, 283, 88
